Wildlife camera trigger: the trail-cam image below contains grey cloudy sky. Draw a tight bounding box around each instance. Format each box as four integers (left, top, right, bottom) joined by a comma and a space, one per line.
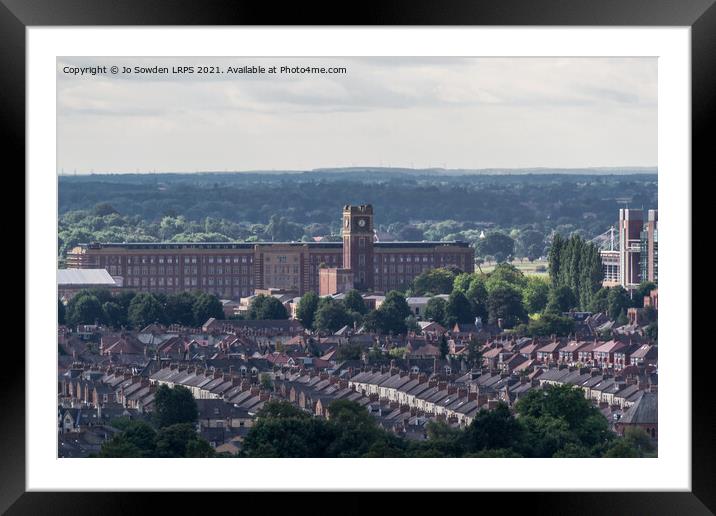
57, 57, 657, 173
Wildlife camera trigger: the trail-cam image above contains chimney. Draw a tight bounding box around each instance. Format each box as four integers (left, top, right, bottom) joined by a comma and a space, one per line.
468, 392, 477, 401
438, 381, 447, 391
457, 387, 467, 398
447, 385, 457, 395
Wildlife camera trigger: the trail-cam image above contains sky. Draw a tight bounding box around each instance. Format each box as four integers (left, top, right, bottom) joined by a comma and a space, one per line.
56, 57, 657, 174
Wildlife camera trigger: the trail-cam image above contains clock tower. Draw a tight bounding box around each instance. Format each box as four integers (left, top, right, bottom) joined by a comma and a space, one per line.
342, 204, 374, 290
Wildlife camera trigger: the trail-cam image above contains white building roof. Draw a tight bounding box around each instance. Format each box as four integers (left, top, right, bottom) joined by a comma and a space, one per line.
57, 269, 117, 287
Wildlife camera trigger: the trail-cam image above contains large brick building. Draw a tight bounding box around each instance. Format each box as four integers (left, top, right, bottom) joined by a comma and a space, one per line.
66, 204, 474, 299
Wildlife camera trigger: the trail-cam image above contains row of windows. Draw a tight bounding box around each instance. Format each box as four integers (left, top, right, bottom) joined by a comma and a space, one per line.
122, 265, 253, 276
118, 255, 254, 265
126, 276, 255, 287
270, 265, 300, 274
265, 255, 300, 263
128, 285, 253, 298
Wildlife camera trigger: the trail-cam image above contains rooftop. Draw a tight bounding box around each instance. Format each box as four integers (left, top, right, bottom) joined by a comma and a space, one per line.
58, 268, 117, 286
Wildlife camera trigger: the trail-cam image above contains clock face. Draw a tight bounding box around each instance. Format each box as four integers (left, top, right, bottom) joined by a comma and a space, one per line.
358, 219, 366, 228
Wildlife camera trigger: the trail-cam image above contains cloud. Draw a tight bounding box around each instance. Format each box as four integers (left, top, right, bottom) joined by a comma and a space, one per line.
56, 57, 657, 172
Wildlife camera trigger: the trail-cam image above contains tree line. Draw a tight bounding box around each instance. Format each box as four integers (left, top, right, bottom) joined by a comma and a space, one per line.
240, 385, 655, 458
95, 385, 216, 458
60, 288, 225, 330
58, 172, 657, 262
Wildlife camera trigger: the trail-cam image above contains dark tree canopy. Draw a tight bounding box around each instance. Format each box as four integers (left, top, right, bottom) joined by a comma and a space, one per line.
248, 294, 289, 320
153, 385, 199, 429
343, 289, 367, 315
476, 232, 515, 263
424, 297, 447, 326
487, 285, 528, 328
411, 267, 459, 296
296, 291, 320, 330
128, 292, 165, 329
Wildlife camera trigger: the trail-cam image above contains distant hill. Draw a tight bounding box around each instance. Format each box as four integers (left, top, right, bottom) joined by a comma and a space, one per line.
309, 166, 657, 176
60, 166, 657, 178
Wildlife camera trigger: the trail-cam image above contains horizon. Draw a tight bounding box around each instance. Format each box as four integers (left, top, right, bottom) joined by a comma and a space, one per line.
57, 164, 658, 177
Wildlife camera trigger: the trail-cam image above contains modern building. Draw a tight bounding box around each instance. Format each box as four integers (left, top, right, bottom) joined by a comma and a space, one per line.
599, 208, 658, 290
66, 205, 474, 299
639, 209, 658, 284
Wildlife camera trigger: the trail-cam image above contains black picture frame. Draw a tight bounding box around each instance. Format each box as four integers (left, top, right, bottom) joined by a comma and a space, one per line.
4, 0, 711, 513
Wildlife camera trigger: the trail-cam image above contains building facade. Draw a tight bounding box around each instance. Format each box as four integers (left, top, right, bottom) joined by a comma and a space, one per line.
66, 205, 474, 299
599, 208, 658, 289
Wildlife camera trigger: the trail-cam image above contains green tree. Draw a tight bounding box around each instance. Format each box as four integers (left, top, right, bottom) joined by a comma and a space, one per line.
515, 384, 611, 452
445, 290, 474, 326
335, 341, 363, 361
462, 404, 525, 454
589, 287, 610, 314
522, 276, 550, 314
633, 281, 657, 308
155, 423, 214, 458
296, 292, 320, 330
67, 292, 105, 326
315, 300, 352, 333
242, 401, 335, 457
546, 285, 578, 314
192, 292, 224, 324
153, 385, 198, 429
476, 232, 515, 263
128, 292, 165, 329
248, 294, 289, 320
424, 297, 447, 325
260, 373, 274, 391
516, 229, 546, 261
364, 291, 412, 335
485, 263, 527, 292
465, 335, 484, 369
167, 291, 198, 326
326, 400, 386, 458
487, 284, 527, 328
58, 299, 66, 325
411, 268, 458, 295
439, 334, 449, 359
93, 202, 119, 216
97, 436, 144, 458
102, 301, 126, 329
343, 289, 367, 315
607, 286, 631, 321
520, 313, 575, 337
465, 274, 489, 321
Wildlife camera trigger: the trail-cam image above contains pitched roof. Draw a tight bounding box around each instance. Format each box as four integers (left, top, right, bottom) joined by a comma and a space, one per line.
58, 268, 117, 286
620, 391, 657, 424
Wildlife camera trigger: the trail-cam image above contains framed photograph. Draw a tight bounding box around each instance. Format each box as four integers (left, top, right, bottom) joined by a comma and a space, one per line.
5, 0, 712, 512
